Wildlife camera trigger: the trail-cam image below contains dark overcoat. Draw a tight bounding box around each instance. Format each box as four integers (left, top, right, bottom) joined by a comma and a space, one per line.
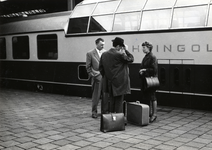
140, 52, 158, 78
99, 48, 134, 97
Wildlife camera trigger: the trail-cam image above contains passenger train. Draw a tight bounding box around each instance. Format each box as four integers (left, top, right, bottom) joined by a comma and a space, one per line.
0, 0, 212, 110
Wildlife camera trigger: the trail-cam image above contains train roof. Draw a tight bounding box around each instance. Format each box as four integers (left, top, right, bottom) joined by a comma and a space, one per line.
65, 0, 212, 35
0, 11, 71, 36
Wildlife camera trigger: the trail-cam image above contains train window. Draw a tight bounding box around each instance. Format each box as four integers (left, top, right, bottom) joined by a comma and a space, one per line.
208, 4, 212, 26
117, 0, 146, 12
67, 17, 89, 34
160, 68, 166, 85
174, 67, 180, 86
37, 34, 58, 60
144, 0, 176, 10
71, 3, 95, 18
175, 0, 209, 7
172, 5, 207, 28
93, 0, 119, 15
113, 12, 140, 31
0, 38, 6, 59
78, 65, 89, 80
185, 68, 191, 86
141, 9, 171, 30
12, 36, 29, 59
89, 16, 112, 32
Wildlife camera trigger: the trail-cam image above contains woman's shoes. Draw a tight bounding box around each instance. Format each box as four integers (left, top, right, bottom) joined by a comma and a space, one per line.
150, 116, 157, 123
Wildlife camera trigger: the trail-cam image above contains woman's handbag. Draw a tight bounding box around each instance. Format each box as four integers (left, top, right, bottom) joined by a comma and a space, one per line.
100, 113, 125, 133
144, 76, 160, 91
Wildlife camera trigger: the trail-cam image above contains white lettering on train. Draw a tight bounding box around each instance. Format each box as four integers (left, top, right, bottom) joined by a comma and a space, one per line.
132, 44, 212, 52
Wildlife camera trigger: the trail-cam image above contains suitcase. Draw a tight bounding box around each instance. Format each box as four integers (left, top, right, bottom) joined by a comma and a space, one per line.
100, 113, 125, 133
127, 101, 149, 126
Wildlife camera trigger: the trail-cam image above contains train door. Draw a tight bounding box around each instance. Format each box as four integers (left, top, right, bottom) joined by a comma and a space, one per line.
158, 59, 194, 108
169, 59, 194, 93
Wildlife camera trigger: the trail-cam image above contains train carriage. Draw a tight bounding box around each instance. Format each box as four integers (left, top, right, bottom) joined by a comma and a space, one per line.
0, 0, 212, 110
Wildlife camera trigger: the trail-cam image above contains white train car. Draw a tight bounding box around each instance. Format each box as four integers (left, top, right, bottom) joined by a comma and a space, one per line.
0, 0, 212, 110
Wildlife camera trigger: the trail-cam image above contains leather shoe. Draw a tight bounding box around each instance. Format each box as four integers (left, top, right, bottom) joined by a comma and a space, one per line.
150, 116, 157, 123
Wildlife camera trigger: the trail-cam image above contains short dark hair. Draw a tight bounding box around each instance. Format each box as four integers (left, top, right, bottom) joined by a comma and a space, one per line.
95, 38, 104, 44
142, 41, 153, 51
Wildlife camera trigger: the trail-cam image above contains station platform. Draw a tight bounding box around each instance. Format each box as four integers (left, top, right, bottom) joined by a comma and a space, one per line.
0, 88, 212, 150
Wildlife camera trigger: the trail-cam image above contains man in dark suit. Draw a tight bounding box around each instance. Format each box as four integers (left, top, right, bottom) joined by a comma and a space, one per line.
86, 38, 106, 118
99, 37, 134, 113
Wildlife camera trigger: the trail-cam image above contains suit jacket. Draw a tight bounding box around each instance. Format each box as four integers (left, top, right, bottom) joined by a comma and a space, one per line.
86, 49, 106, 81
99, 48, 134, 96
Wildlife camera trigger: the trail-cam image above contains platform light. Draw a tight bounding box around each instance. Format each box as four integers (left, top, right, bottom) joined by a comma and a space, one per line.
0, 9, 47, 18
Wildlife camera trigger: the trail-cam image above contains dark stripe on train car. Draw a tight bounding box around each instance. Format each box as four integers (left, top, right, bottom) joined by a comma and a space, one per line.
0, 61, 212, 110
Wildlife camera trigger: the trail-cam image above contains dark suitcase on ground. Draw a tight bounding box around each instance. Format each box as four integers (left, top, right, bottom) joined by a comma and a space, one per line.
100, 113, 125, 133
127, 101, 149, 126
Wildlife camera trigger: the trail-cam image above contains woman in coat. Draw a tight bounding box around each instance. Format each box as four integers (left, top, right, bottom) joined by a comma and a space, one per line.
139, 41, 158, 123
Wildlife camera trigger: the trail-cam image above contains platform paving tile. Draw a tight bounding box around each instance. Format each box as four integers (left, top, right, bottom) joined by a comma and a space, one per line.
1, 89, 212, 150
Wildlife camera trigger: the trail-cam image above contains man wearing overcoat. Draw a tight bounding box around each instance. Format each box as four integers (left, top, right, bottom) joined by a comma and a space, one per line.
99, 37, 134, 113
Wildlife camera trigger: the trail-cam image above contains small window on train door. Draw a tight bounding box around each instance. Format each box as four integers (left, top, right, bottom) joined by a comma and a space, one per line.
160, 67, 166, 85
12, 36, 29, 59
78, 65, 89, 81
37, 34, 58, 60
0, 38, 6, 59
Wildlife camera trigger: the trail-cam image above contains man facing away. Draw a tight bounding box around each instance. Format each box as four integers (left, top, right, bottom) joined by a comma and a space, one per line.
86, 38, 106, 118
99, 37, 134, 113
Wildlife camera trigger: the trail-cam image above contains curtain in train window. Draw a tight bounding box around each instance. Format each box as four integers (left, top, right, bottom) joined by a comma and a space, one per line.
0, 38, 6, 59
89, 15, 113, 32
140, 9, 171, 30
113, 12, 140, 31
172, 6, 207, 28
67, 17, 89, 34
37, 34, 58, 60
12, 36, 29, 59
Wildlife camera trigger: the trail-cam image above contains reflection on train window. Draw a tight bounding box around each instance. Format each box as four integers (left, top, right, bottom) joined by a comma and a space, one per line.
93, 0, 119, 15
144, 0, 176, 9
172, 5, 207, 28
12, 36, 29, 59
185, 68, 191, 86
71, 3, 95, 18
117, 0, 146, 12
67, 17, 89, 34
208, 4, 212, 26
0, 38, 6, 59
141, 9, 171, 30
89, 15, 113, 32
113, 12, 140, 31
174, 67, 180, 86
37, 34, 58, 60
88, 16, 107, 32
78, 65, 89, 80
160, 67, 166, 85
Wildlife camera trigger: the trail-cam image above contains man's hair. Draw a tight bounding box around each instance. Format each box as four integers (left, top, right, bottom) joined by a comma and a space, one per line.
95, 38, 104, 44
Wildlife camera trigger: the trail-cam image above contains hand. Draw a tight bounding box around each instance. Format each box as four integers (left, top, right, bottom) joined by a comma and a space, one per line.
139, 69, 146, 75
124, 44, 128, 50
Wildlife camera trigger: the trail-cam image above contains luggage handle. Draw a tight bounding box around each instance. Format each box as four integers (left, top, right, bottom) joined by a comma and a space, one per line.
136, 101, 140, 104
111, 113, 117, 121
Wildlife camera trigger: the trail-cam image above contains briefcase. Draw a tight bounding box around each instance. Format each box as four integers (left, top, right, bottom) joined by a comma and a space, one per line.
127, 101, 149, 126
100, 113, 125, 133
